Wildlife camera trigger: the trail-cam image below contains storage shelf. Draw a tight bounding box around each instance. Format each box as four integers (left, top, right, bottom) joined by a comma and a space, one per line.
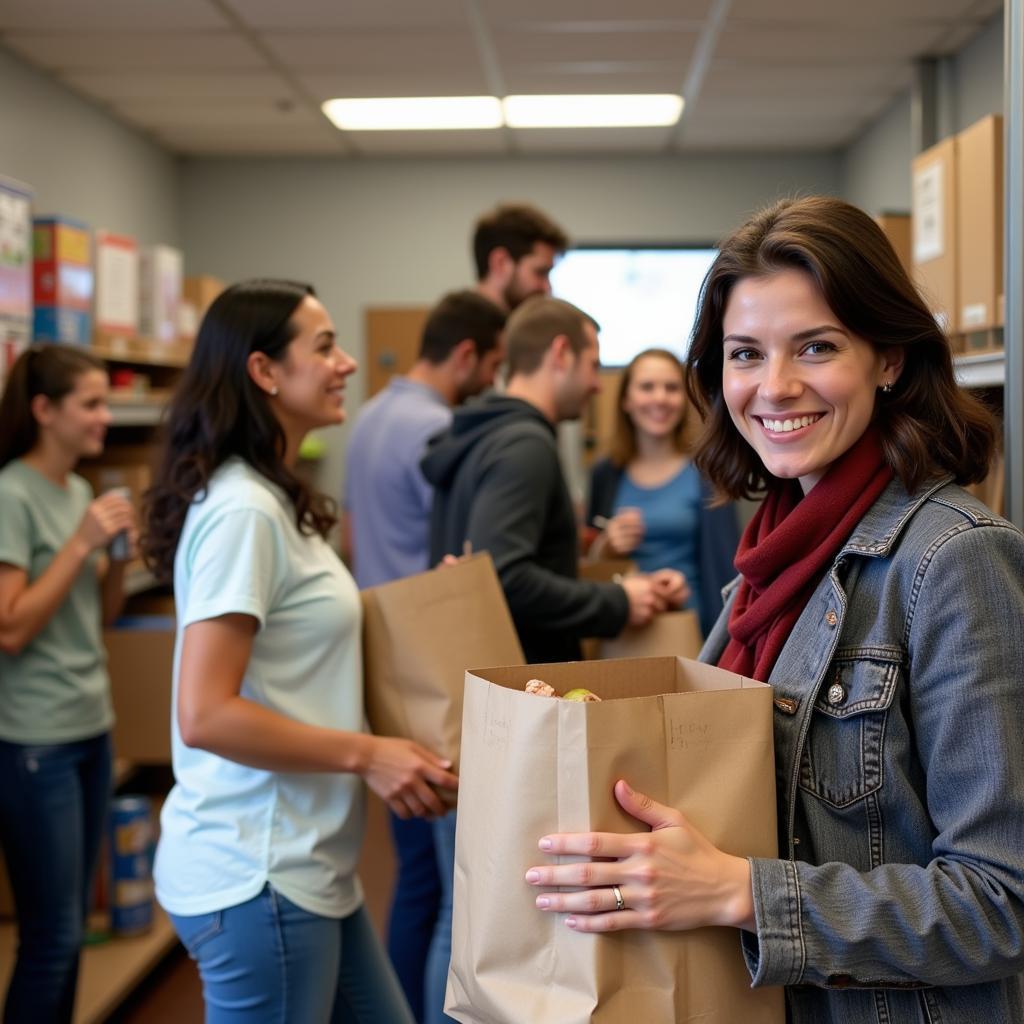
107, 392, 171, 427
954, 350, 1005, 388
0, 907, 179, 1024
91, 339, 191, 370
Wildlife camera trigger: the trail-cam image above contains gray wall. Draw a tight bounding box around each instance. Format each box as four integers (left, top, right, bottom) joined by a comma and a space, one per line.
180, 151, 841, 499
0, 47, 180, 245
841, 10, 1004, 215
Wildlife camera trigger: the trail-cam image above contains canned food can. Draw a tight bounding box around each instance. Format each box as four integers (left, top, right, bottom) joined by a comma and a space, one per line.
109, 795, 154, 935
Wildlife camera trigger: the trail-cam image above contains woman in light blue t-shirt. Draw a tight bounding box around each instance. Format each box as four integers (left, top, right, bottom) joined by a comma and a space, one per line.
142, 280, 457, 1024
0, 345, 135, 1023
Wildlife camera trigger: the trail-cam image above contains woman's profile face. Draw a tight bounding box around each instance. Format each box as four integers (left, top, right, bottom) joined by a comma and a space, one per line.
270, 295, 357, 434
721, 268, 899, 493
621, 354, 686, 443
38, 368, 112, 461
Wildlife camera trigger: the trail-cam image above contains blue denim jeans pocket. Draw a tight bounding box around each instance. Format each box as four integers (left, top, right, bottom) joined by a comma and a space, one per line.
170, 909, 223, 959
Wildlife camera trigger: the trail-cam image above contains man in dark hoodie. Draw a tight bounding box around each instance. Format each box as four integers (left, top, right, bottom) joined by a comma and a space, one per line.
423, 296, 687, 665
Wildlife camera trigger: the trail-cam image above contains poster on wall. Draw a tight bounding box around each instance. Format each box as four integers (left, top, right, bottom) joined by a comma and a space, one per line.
0, 175, 34, 394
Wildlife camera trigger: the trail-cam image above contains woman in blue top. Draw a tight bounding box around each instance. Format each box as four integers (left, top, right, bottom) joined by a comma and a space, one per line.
0, 345, 135, 1024
142, 280, 457, 1024
588, 347, 740, 636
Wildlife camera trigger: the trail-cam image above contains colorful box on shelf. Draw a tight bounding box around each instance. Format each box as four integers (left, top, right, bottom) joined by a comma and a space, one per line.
95, 230, 139, 338
140, 244, 183, 345
32, 216, 93, 344
0, 175, 34, 394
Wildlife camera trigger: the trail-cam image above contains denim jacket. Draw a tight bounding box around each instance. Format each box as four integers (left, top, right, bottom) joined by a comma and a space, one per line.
701, 478, 1024, 1024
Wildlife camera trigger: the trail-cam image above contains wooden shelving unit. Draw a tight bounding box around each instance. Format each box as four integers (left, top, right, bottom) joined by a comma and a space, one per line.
0, 909, 179, 1024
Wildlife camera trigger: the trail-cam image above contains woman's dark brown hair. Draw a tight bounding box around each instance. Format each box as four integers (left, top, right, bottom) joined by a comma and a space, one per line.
142, 279, 337, 580
0, 344, 105, 471
608, 348, 692, 468
686, 196, 997, 499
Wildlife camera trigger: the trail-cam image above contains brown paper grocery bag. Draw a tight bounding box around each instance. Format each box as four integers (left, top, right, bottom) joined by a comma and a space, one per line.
598, 609, 704, 661
446, 656, 783, 1024
361, 552, 525, 777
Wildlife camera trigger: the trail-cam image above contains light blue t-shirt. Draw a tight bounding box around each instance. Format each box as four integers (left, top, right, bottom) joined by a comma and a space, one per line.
344, 376, 451, 587
0, 460, 111, 743
615, 462, 703, 623
154, 459, 366, 919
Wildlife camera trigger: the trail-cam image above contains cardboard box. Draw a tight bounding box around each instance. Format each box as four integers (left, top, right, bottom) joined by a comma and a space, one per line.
874, 213, 912, 274
956, 114, 1003, 333
183, 274, 224, 316
448, 656, 782, 1024
32, 217, 94, 345
912, 136, 958, 333
140, 244, 183, 344
95, 231, 139, 338
104, 617, 175, 764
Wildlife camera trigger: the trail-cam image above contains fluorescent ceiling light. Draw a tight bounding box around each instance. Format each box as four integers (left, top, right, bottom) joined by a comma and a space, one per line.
321, 96, 502, 131
503, 94, 683, 128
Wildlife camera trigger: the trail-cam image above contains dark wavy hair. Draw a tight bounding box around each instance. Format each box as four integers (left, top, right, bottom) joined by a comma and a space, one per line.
142, 279, 337, 580
608, 348, 692, 468
0, 344, 105, 471
686, 196, 998, 499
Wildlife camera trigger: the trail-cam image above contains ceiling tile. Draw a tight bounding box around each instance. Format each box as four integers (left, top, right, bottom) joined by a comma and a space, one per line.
482, 0, 714, 22
221, 0, 468, 30
261, 29, 480, 72
111, 100, 321, 130
300, 70, 492, 101
156, 123, 344, 155
729, 0, 998, 26
511, 125, 674, 151
344, 130, 509, 155
4, 31, 266, 71
0, 0, 229, 31
699, 61, 907, 99
63, 70, 295, 102
715, 23, 958, 61
501, 66, 683, 93
491, 27, 698, 65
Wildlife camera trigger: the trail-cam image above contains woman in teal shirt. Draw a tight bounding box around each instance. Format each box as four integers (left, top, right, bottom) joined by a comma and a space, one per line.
0, 345, 135, 1023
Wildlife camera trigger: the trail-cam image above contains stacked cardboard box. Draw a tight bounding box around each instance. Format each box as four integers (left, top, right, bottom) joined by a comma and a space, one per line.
33, 217, 93, 344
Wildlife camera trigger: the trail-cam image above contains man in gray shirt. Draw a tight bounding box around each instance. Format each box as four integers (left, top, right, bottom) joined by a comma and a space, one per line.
343, 291, 506, 589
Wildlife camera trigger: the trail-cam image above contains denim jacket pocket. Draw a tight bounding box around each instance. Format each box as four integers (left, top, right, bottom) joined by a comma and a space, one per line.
799, 653, 900, 809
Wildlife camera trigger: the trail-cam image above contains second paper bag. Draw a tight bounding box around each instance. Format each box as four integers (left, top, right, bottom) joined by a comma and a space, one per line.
446, 656, 783, 1024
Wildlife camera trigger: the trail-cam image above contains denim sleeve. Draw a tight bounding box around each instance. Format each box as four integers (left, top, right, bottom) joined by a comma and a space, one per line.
742, 523, 1024, 989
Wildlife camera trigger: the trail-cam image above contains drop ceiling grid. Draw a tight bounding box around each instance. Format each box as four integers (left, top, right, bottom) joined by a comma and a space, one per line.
0, 0, 1004, 155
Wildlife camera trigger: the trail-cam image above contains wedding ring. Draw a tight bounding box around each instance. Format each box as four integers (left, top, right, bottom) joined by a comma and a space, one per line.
612, 885, 625, 912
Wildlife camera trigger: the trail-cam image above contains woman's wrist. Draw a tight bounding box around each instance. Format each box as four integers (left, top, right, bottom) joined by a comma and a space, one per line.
337, 731, 371, 775
720, 854, 757, 932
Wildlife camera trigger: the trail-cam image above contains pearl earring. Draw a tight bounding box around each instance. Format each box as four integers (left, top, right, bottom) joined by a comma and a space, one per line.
269, 386, 279, 396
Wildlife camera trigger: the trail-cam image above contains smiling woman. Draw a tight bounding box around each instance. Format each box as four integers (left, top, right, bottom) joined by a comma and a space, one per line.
528, 197, 1024, 1024
140, 280, 455, 1024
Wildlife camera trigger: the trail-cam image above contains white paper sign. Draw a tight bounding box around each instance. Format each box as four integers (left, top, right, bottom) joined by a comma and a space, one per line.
912, 162, 945, 263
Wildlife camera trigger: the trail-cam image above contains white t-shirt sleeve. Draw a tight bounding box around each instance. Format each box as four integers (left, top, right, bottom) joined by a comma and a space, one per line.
180, 507, 282, 630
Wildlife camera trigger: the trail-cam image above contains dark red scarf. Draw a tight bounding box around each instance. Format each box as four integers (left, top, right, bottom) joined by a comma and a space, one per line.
718, 428, 893, 682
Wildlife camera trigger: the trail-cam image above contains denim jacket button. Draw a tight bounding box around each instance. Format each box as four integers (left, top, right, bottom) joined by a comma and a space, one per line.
825, 609, 838, 627
827, 682, 846, 706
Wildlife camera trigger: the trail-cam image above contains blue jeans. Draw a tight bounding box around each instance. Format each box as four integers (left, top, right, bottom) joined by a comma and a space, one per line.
386, 812, 440, 1022
0, 733, 112, 1024
423, 810, 457, 1024
169, 885, 415, 1023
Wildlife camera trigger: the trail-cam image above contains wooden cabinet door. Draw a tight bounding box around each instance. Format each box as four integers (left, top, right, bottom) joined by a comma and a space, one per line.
364, 306, 430, 398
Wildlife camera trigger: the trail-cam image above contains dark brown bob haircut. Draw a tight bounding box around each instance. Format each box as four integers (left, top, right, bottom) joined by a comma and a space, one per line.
608, 348, 692, 468
686, 196, 997, 499
472, 203, 568, 280
505, 296, 597, 376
